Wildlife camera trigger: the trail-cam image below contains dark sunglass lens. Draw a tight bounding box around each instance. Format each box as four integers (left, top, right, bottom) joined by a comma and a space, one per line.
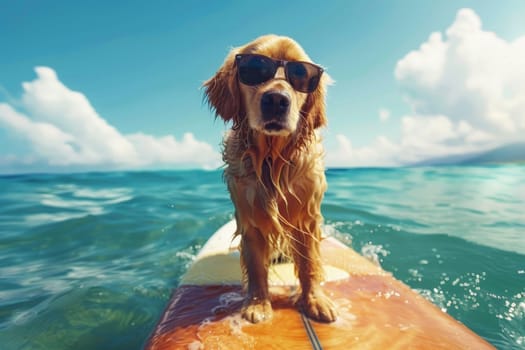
286, 62, 322, 92
238, 55, 276, 85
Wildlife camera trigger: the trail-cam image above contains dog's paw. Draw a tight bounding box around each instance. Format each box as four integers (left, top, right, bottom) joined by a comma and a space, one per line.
242, 298, 273, 323
298, 289, 337, 323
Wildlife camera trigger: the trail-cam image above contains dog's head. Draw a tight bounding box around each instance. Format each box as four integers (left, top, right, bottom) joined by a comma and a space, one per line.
204, 35, 329, 137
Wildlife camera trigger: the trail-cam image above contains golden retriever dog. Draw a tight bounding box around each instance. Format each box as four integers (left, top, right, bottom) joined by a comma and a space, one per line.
204, 34, 336, 323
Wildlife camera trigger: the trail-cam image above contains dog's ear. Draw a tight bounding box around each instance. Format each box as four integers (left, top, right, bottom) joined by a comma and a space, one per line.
203, 50, 244, 128
302, 73, 331, 129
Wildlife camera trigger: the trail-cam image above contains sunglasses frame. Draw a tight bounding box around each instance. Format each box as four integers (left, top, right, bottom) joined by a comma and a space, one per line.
235, 54, 324, 93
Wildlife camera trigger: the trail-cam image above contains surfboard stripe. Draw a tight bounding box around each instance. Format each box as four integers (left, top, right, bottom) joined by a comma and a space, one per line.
301, 311, 323, 350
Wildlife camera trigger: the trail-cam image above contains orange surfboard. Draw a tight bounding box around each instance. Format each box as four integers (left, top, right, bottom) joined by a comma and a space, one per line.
146, 220, 495, 349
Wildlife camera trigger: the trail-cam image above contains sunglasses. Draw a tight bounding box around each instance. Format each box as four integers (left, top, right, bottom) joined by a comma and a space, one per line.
235, 54, 324, 93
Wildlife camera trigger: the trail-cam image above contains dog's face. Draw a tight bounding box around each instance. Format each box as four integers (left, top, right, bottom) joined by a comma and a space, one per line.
238, 39, 311, 136
204, 35, 329, 136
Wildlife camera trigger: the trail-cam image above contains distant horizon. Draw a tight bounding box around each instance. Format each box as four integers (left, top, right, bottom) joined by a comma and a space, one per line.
2, 147, 524, 177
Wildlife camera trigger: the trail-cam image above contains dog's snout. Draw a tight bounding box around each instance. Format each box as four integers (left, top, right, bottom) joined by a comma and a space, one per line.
260, 91, 290, 121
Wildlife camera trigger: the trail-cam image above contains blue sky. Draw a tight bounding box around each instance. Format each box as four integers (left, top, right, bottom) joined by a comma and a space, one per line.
1, 0, 525, 173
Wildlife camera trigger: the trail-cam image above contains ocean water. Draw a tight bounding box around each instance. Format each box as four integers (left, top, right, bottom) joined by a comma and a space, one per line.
0, 166, 524, 349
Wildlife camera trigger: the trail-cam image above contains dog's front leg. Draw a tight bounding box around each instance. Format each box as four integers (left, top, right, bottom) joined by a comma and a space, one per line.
240, 226, 273, 323
293, 226, 337, 323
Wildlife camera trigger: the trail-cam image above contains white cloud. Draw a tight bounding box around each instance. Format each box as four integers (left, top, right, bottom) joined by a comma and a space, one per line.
0, 67, 221, 172
395, 8, 525, 137
331, 8, 525, 167
325, 134, 400, 168
378, 108, 390, 122
126, 132, 218, 167
0, 104, 77, 165
328, 114, 494, 167
398, 114, 493, 163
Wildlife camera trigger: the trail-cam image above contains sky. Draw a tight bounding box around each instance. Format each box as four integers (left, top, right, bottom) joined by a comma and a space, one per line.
1, 0, 525, 173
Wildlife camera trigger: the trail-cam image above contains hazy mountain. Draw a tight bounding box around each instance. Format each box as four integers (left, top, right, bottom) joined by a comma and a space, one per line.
413, 143, 525, 166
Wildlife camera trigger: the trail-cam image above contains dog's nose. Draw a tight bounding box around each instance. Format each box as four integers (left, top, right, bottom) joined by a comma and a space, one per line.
260, 91, 290, 121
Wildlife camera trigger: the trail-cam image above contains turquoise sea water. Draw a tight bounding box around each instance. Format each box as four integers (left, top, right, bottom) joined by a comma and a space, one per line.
0, 166, 524, 349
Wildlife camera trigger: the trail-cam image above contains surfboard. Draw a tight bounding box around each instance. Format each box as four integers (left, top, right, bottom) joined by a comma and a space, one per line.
146, 220, 495, 349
